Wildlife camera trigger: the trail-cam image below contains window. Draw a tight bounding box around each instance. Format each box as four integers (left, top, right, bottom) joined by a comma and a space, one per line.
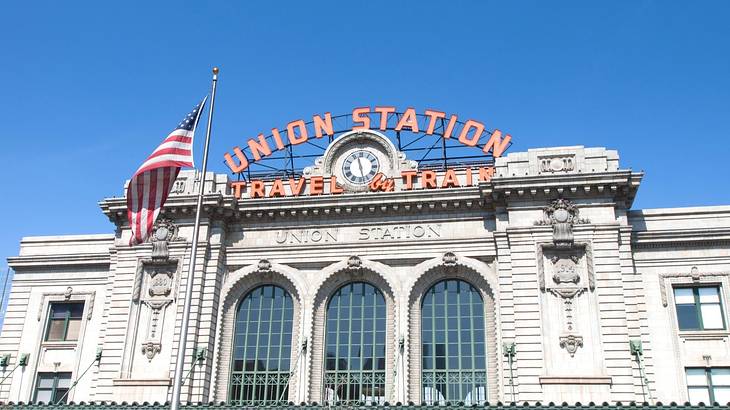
229, 285, 294, 405
686, 368, 730, 404
323, 282, 386, 405
45, 302, 84, 341
421, 279, 487, 405
34, 372, 72, 404
674, 286, 725, 331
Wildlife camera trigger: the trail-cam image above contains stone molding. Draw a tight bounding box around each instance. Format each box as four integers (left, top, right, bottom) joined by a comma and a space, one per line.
307, 257, 398, 403
36, 288, 96, 321
8, 253, 111, 268
112, 378, 172, 386
658, 266, 730, 307
484, 170, 643, 209
632, 227, 730, 249
405, 253, 499, 403
539, 376, 612, 385
212, 261, 306, 403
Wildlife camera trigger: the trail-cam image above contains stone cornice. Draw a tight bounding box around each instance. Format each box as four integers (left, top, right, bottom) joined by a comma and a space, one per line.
8, 253, 111, 269
100, 171, 645, 226
631, 227, 730, 249
100, 186, 491, 225
99, 193, 226, 225
482, 170, 643, 207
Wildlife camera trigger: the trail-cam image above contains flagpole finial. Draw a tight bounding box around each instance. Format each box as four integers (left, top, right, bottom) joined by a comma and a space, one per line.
212, 67, 219, 75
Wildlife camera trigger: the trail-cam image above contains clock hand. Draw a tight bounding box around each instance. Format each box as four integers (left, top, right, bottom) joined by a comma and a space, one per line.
356, 157, 365, 178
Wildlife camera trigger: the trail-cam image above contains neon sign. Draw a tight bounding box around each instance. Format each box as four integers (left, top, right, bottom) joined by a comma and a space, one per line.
223, 106, 512, 173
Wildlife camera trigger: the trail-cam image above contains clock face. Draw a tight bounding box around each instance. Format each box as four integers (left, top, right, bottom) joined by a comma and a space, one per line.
342, 150, 380, 184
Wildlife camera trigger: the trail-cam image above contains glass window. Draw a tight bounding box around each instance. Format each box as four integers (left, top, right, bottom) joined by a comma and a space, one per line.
45, 302, 84, 342
34, 372, 72, 404
323, 282, 386, 405
229, 285, 294, 405
686, 368, 730, 404
421, 279, 487, 405
674, 286, 725, 331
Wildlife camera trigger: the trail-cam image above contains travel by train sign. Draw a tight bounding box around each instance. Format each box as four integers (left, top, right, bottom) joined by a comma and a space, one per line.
229, 166, 497, 199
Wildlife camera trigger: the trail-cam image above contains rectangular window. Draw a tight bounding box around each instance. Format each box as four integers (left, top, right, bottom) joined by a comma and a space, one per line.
34, 372, 72, 404
674, 286, 725, 331
686, 368, 730, 404
45, 302, 84, 341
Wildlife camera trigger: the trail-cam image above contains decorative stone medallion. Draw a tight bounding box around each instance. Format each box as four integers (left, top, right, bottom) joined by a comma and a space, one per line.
559, 334, 584, 357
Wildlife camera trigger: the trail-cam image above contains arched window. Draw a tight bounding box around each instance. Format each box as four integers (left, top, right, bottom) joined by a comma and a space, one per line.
324, 282, 386, 405
421, 279, 487, 404
229, 285, 294, 405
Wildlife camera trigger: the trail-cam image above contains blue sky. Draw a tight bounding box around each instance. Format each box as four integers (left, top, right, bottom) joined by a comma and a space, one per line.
0, 0, 729, 281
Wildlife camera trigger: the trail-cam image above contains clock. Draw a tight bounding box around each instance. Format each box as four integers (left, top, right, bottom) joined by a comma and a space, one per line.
342, 150, 380, 184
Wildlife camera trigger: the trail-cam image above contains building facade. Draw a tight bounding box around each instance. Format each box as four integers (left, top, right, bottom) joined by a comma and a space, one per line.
1, 134, 729, 405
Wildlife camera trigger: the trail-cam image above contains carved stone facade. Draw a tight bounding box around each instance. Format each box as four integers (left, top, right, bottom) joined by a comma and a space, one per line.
2, 145, 729, 406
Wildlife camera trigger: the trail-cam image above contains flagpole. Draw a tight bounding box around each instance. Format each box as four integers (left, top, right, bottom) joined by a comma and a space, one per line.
170, 67, 219, 410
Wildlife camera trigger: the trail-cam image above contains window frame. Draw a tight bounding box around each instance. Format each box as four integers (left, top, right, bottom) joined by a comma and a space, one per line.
420, 278, 488, 405
44, 301, 85, 342
686, 367, 730, 404
322, 281, 387, 405
228, 284, 295, 406
33, 371, 72, 404
673, 285, 726, 331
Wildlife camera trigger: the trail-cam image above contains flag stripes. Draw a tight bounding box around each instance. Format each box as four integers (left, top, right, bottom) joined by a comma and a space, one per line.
126, 99, 206, 245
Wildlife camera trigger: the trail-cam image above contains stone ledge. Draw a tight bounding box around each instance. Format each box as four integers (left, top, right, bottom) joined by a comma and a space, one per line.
8, 253, 111, 268
112, 378, 171, 386
679, 331, 730, 341
40, 341, 78, 350
539, 376, 613, 385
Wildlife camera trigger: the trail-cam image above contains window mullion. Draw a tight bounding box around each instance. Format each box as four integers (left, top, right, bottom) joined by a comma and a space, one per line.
52, 372, 59, 403
64, 309, 70, 342
254, 288, 266, 404
421, 290, 438, 404
360, 284, 366, 404
706, 368, 715, 404
430, 287, 436, 404
346, 290, 353, 404
717, 287, 728, 330
44, 307, 52, 341
239, 291, 252, 403
334, 289, 341, 403
695, 288, 705, 330
277, 298, 286, 403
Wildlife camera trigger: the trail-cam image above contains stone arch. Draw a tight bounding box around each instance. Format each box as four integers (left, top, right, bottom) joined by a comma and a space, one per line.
213, 260, 306, 402
307, 256, 399, 403
405, 252, 499, 403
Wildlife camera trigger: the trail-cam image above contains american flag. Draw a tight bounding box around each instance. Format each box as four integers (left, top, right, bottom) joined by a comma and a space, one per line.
127, 98, 207, 245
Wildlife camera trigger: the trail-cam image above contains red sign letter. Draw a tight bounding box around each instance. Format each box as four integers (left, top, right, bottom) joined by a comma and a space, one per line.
247, 134, 272, 161
352, 107, 371, 130
224, 147, 249, 173
458, 120, 485, 147
287, 120, 308, 145
374, 106, 396, 130
482, 129, 512, 158
395, 107, 419, 133
231, 181, 246, 199
313, 112, 334, 138
424, 109, 446, 135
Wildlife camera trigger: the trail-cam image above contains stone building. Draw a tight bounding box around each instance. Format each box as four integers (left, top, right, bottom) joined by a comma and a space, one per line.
1, 133, 729, 406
